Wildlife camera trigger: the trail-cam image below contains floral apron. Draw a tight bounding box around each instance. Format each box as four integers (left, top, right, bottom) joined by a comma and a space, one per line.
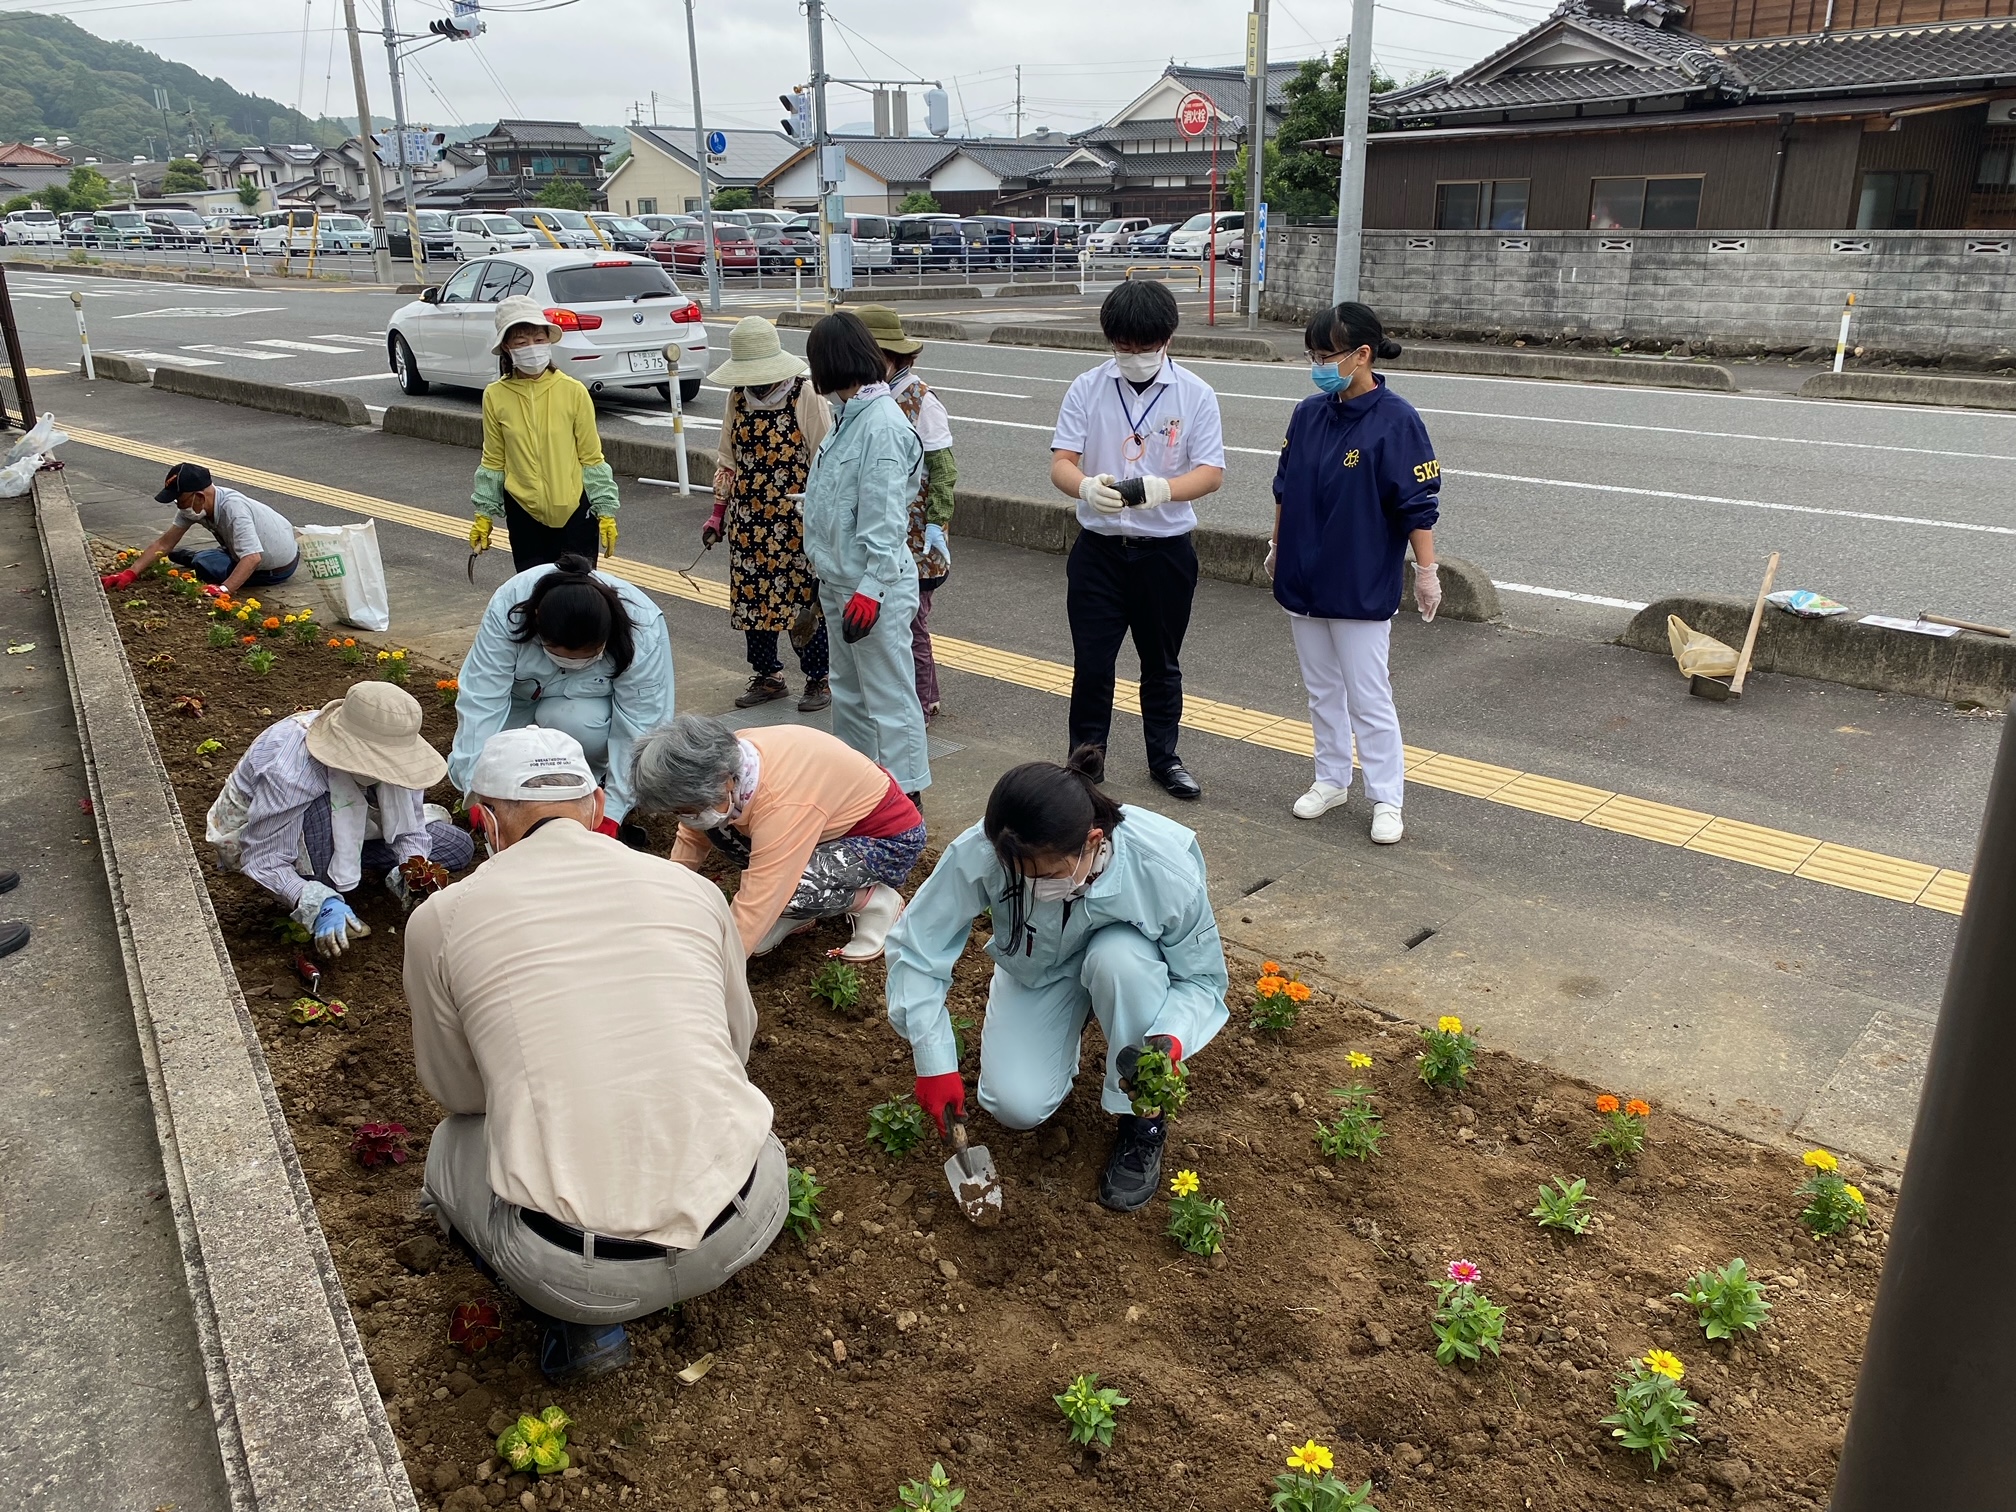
727, 377, 822, 634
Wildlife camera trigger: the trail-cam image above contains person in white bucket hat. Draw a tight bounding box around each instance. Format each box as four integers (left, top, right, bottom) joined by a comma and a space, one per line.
407, 726, 786, 1385
468, 294, 624, 573
205, 681, 471, 957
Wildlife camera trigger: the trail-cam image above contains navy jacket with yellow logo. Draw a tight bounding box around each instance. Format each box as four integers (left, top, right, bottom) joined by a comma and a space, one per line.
1270, 374, 1441, 620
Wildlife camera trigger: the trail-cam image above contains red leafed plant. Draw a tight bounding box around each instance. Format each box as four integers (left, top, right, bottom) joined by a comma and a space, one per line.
449, 1299, 504, 1355
399, 855, 453, 899
171, 694, 205, 718
351, 1122, 410, 1167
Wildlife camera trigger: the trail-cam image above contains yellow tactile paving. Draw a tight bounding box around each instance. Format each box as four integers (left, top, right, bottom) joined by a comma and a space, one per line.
63, 424, 1973, 917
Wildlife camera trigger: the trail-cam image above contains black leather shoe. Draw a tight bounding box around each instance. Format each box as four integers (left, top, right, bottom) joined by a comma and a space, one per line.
0, 919, 29, 959
1152, 763, 1202, 801
1098, 1114, 1167, 1212
0, 868, 18, 894
734, 673, 789, 708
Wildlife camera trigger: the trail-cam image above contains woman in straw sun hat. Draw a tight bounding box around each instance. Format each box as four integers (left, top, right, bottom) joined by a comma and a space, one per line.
704, 316, 834, 713
468, 295, 625, 573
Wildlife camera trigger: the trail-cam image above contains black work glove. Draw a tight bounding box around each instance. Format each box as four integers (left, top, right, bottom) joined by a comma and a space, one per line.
1115, 1034, 1182, 1092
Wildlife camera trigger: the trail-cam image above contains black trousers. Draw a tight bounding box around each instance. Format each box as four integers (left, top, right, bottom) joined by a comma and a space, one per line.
1065, 529, 1198, 773
504, 492, 597, 573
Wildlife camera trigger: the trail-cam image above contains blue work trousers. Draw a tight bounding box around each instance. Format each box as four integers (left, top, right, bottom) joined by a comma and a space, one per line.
819, 577, 930, 794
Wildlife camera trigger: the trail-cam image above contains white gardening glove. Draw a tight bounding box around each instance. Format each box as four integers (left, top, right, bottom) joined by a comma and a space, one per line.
1264, 540, 1276, 581
1078, 473, 1125, 515
922, 522, 949, 565
1139, 474, 1172, 508
1415, 562, 1443, 623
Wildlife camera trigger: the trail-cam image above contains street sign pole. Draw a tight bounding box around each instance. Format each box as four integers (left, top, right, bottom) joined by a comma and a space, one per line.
1332, 0, 1375, 303
380, 0, 423, 273
808, 0, 833, 309
1242, 0, 1269, 330
340, 0, 393, 283
683, 0, 721, 314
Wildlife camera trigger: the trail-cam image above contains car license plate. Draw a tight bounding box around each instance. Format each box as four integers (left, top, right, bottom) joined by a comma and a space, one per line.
627, 349, 669, 374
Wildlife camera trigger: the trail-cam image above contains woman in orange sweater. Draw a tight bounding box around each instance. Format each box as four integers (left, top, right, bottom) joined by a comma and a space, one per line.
631, 716, 924, 961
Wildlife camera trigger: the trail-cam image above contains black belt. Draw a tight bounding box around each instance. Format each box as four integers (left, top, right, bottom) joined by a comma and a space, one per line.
518, 1163, 758, 1262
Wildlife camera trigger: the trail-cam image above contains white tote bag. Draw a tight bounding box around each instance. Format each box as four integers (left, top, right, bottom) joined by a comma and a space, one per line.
295, 521, 391, 631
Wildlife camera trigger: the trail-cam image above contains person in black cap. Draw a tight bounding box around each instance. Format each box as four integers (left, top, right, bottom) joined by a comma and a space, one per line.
99, 462, 301, 596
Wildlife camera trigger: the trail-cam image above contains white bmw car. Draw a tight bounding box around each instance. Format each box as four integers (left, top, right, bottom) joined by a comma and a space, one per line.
386, 250, 709, 403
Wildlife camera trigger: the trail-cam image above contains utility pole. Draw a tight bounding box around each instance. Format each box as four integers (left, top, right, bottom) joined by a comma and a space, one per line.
341, 0, 394, 283
1014, 65, 1023, 139
1831, 712, 2016, 1507
380, 0, 421, 266
683, 0, 721, 312
1241, 0, 1269, 330
808, 0, 833, 309
1331, 0, 1374, 303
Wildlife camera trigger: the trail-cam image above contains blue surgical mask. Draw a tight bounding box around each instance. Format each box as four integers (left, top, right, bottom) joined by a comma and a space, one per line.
1311, 362, 1347, 394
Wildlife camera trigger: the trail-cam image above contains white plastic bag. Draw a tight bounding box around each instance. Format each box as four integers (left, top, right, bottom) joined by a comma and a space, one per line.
295, 521, 391, 631
0, 413, 68, 497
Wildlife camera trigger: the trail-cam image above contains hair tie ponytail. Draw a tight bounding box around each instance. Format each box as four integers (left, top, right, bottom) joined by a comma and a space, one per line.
507, 555, 638, 675
1377, 337, 1404, 360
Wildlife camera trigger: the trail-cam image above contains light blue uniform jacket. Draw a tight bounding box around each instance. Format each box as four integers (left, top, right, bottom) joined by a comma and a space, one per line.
802, 391, 923, 608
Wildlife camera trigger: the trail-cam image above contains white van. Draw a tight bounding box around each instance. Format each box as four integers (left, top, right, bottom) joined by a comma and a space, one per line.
2, 208, 61, 245
451, 213, 537, 257
834, 215, 892, 269
1168, 210, 1243, 261
1085, 217, 1150, 255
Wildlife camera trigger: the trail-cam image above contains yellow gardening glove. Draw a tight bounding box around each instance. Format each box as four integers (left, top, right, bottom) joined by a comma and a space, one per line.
598, 514, 618, 556
469, 515, 493, 553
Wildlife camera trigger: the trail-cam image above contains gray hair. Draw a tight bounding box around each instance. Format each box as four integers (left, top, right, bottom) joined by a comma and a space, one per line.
630, 714, 743, 814
476, 772, 598, 826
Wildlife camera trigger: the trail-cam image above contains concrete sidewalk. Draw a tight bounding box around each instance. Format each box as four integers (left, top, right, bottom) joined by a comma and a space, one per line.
0, 490, 230, 1510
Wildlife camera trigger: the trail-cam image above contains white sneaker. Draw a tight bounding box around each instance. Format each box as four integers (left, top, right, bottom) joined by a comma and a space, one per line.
839, 883, 905, 962
1292, 782, 1351, 820
1370, 802, 1404, 844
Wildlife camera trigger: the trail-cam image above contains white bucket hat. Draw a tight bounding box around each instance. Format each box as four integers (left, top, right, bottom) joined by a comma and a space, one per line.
707, 316, 808, 388
304, 682, 448, 790
490, 294, 565, 354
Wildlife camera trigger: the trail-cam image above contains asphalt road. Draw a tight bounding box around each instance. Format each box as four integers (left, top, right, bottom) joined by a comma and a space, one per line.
10, 264, 2016, 629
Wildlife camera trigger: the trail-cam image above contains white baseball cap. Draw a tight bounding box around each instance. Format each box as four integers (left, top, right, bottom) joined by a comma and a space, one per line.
470, 727, 597, 802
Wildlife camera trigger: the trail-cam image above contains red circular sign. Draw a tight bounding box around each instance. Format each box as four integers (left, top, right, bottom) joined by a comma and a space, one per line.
1176, 92, 1213, 138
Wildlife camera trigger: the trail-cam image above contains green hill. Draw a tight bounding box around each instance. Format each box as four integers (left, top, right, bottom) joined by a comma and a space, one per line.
0, 12, 348, 161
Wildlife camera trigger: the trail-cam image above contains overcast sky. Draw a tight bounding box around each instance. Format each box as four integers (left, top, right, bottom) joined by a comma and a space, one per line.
73, 0, 1555, 140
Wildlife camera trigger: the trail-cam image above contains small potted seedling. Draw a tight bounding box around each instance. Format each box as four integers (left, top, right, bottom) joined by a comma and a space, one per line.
448, 1299, 504, 1355
1430, 1259, 1505, 1367
785, 1166, 825, 1241
1165, 1169, 1228, 1256
397, 854, 452, 901
1271, 1440, 1377, 1512
1796, 1149, 1869, 1237
1590, 1095, 1651, 1168
811, 959, 863, 1012
351, 1122, 410, 1168
1250, 959, 1314, 1033
496, 1406, 571, 1475
886, 1463, 964, 1512
867, 1095, 929, 1157
1530, 1176, 1595, 1235
1672, 1257, 1770, 1341
1417, 1016, 1477, 1091
1054, 1373, 1127, 1450
1600, 1350, 1698, 1470
1314, 1063, 1383, 1163
1124, 1044, 1187, 1119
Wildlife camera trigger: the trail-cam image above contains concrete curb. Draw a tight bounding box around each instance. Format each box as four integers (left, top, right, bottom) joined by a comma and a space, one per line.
774, 309, 973, 342
1622, 593, 2016, 707
989, 324, 1282, 363
31, 469, 419, 1512
838, 283, 982, 302
1386, 346, 1735, 390
152, 364, 371, 426
89, 352, 151, 383
0, 256, 259, 289
1797, 371, 2016, 411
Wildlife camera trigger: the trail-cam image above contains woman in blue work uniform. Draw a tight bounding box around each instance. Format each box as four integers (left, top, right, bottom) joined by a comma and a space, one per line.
1270, 301, 1443, 846
799, 312, 931, 804
884, 748, 1229, 1213
448, 553, 674, 846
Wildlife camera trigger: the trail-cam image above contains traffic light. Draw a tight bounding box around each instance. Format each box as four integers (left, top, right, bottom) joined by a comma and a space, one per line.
429, 1, 482, 38
779, 88, 813, 144
924, 88, 950, 138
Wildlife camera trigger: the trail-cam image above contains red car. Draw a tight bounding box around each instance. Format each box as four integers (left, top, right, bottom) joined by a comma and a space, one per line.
646, 224, 759, 276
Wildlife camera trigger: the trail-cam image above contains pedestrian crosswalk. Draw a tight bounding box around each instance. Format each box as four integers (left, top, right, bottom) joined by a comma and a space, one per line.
97, 329, 391, 373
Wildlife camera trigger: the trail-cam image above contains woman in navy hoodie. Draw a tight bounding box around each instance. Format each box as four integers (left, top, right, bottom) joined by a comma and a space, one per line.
1268, 302, 1442, 844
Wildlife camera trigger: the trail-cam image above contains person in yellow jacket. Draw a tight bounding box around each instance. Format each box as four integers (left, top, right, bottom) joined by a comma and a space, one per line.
468, 296, 622, 572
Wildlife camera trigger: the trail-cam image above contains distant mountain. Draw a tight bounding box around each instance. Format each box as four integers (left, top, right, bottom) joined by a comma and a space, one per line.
0, 12, 348, 162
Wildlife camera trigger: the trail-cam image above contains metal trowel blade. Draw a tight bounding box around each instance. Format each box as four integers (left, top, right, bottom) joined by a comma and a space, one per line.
943, 1122, 1004, 1227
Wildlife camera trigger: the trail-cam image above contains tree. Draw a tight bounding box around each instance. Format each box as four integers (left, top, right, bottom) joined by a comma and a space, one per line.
1233, 49, 1397, 220
64, 165, 114, 212
896, 190, 941, 215
236, 176, 262, 208
2, 195, 30, 215
162, 157, 206, 193
534, 178, 591, 211
711, 187, 754, 211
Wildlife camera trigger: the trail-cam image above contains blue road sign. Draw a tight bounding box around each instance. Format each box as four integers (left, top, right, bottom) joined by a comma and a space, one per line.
706, 130, 728, 157
1255, 202, 1269, 290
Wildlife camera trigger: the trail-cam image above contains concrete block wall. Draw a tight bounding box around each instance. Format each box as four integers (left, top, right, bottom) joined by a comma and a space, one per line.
1260, 226, 2016, 363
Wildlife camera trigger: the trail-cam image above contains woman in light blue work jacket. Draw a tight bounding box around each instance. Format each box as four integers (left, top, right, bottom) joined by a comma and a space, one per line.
448, 553, 674, 841
799, 312, 930, 799
884, 749, 1229, 1213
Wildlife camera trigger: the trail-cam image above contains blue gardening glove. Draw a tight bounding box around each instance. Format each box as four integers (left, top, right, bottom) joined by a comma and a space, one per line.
313, 895, 368, 958
923, 522, 949, 565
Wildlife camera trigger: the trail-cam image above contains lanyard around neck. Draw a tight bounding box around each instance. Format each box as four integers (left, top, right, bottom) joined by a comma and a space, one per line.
1111, 378, 1166, 451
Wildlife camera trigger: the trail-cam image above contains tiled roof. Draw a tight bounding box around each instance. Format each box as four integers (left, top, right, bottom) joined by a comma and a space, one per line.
837, 137, 962, 183
1722, 18, 2016, 93
472, 120, 612, 149
1167, 61, 1304, 117
631, 126, 801, 184
1381, 61, 1696, 114
0, 141, 70, 166
950, 142, 1077, 178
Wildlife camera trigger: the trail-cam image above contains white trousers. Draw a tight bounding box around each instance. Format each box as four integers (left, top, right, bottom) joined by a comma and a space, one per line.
1288, 614, 1405, 807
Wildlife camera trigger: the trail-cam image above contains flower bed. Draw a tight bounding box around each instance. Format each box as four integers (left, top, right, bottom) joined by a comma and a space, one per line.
104, 557, 1886, 1512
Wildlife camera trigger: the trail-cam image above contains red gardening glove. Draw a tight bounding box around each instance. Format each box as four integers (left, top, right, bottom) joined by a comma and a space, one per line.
701, 502, 725, 547
595, 817, 621, 838
201, 583, 227, 598
914, 1072, 967, 1136
1115, 1034, 1183, 1091
840, 592, 879, 644
100, 569, 137, 590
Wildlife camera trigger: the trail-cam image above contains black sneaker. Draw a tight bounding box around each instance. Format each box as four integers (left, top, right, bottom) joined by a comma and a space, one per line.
0, 919, 27, 959
1097, 1113, 1166, 1212
735, 673, 789, 708
798, 676, 831, 713
538, 1319, 633, 1384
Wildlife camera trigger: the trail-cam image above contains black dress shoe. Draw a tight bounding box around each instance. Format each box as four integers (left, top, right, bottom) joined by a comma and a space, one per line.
0, 867, 17, 894
1152, 763, 1202, 801
0, 919, 29, 959
1097, 1114, 1167, 1212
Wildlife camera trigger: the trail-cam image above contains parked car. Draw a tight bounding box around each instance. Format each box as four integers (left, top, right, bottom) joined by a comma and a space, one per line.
387, 250, 708, 404
89, 210, 152, 249
255, 209, 370, 254
890, 215, 941, 268
739, 208, 792, 227
634, 214, 688, 238
60, 211, 97, 243
450, 212, 537, 258
747, 222, 820, 270
144, 208, 208, 247
927, 218, 982, 268
646, 223, 759, 276
1169, 210, 1243, 260
585, 213, 658, 253
1126, 223, 1177, 256
204, 213, 261, 248
832, 215, 892, 270
506, 207, 603, 250
1, 208, 61, 245
1219, 226, 1245, 265
387, 210, 458, 262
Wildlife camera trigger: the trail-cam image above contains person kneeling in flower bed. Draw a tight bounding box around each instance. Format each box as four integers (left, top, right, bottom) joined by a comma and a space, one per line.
99, 461, 301, 596
205, 682, 473, 957
407, 728, 788, 1385
884, 747, 1229, 1211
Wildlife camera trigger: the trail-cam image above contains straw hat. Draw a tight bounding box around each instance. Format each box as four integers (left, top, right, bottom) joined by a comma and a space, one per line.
489, 294, 564, 354
707, 316, 809, 388
304, 682, 448, 790
854, 304, 921, 356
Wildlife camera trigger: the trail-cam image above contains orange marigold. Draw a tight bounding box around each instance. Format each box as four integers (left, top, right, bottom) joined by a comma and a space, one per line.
327, 638, 341, 648
1261, 960, 1282, 975
1257, 975, 1288, 996
1286, 981, 1313, 1002
1595, 1094, 1620, 1114
1625, 1099, 1651, 1118
341, 638, 356, 647
240, 634, 257, 644
262, 616, 281, 630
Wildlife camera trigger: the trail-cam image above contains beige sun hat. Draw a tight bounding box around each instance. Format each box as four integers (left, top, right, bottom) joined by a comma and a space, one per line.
707, 316, 809, 388
304, 682, 448, 790
489, 294, 564, 354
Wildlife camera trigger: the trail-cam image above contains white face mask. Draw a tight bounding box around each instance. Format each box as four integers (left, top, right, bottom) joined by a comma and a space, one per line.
1112, 348, 1164, 383
1030, 838, 1111, 903
544, 647, 601, 671
509, 342, 553, 375
682, 781, 736, 832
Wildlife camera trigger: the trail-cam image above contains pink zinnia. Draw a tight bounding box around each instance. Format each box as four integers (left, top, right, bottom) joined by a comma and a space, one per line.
1447, 1259, 1482, 1285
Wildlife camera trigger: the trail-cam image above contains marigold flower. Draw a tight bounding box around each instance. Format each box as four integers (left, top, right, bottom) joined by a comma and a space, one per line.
437, 678, 457, 691
1642, 1349, 1685, 1381
1347, 1051, 1373, 1069
342, 638, 356, 647
1844, 1183, 1865, 1205
1285, 1440, 1334, 1475
1257, 975, 1287, 996
1595, 1094, 1620, 1115
1261, 960, 1281, 975
1803, 1149, 1839, 1173
283, 614, 296, 624
244, 598, 260, 609
392, 649, 407, 659
327, 638, 341, 648
240, 634, 257, 644
1286, 981, 1312, 1002
376, 651, 390, 662
1437, 1015, 1463, 1034
235, 608, 251, 621
1625, 1099, 1651, 1118
1169, 1169, 1200, 1198
262, 616, 280, 630
1447, 1258, 1481, 1285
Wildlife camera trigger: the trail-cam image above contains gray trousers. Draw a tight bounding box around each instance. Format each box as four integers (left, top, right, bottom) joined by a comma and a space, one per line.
420, 1115, 788, 1324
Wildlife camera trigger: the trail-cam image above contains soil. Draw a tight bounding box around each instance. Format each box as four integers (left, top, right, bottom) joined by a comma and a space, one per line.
105, 564, 1883, 1512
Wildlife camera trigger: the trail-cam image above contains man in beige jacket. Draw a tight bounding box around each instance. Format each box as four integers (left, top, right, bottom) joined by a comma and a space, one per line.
406, 726, 786, 1384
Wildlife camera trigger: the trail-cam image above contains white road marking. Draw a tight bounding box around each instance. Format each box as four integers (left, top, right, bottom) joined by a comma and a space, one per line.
289, 372, 398, 386
311, 333, 384, 345
181, 343, 290, 360
250, 338, 359, 354
927, 383, 1031, 400
111, 306, 287, 319
1494, 582, 1649, 611
113, 350, 218, 367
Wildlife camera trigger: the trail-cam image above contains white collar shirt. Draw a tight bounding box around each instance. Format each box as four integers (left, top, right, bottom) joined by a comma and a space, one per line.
1049, 354, 1226, 539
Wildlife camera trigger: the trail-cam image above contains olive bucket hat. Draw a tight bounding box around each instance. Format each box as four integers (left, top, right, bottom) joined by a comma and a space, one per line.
853, 303, 922, 356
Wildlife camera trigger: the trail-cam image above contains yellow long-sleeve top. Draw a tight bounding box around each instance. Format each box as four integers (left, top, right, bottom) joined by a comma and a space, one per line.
473, 369, 620, 527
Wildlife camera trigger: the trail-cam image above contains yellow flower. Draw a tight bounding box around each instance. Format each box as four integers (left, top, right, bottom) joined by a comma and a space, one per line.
1285, 1440, 1334, 1475
1803, 1149, 1839, 1173
1437, 1015, 1464, 1035
1169, 1169, 1200, 1198
376, 651, 390, 662
1844, 1183, 1865, 1205
1642, 1349, 1685, 1381
392, 649, 407, 659
1347, 1051, 1373, 1069
283, 614, 296, 624
244, 598, 260, 609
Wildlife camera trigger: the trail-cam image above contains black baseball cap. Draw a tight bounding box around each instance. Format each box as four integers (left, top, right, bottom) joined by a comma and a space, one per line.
154, 461, 213, 503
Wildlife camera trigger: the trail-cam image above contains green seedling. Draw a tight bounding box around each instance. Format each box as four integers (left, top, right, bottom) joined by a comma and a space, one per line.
1126, 1046, 1188, 1119
1530, 1176, 1595, 1235
811, 959, 863, 1012
195, 738, 223, 756
1673, 1257, 1771, 1340
785, 1166, 825, 1241
1417, 1016, 1477, 1091
206, 622, 237, 647
1165, 1170, 1228, 1256
887, 1463, 964, 1512
1314, 1084, 1384, 1163
243, 647, 277, 674
866, 1096, 928, 1158
1431, 1261, 1505, 1367
496, 1406, 571, 1475
1601, 1353, 1698, 1471
1054, 1373, 1127, 1448
950, 1013, 976, 1064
